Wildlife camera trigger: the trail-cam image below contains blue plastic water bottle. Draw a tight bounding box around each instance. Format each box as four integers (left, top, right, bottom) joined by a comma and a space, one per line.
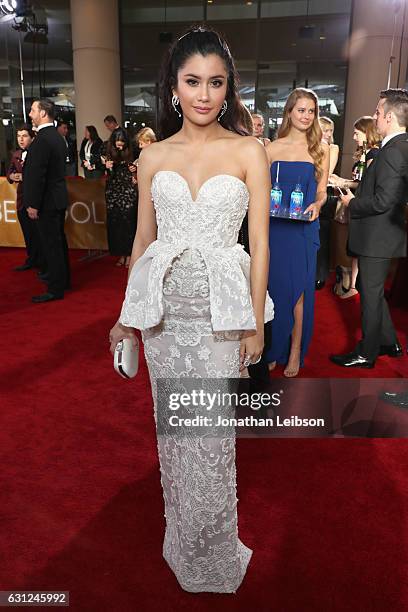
289, 183, 304, 218
270, 182, 282, 216
270, 162, 282, 216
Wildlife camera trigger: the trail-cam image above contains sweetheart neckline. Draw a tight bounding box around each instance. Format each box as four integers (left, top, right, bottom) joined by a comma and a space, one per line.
152, 170, 248, 203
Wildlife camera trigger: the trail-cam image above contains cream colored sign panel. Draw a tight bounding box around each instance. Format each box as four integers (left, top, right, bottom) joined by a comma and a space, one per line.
0, 177, 108, 250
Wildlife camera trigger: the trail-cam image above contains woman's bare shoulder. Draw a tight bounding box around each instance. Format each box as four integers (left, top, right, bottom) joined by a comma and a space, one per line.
237, 135, 266, 152
265, 138, 286, 161
231, 136, 269, 170
137, 141, 167, 173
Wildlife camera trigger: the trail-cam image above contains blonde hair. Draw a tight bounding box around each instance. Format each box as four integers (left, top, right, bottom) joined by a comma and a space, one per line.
320, 116, 334, 127
278, 88, 324, 179
136, 127, 157, 145
319, 116, 334, 145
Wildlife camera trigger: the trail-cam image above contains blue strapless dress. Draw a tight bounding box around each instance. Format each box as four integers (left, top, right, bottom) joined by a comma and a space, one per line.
266, 161, 320, 366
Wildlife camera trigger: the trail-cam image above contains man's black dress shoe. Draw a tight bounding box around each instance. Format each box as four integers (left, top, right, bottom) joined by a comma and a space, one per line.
315, 280, 325, 290
380, 391, 408, 408
37, 272, 49, 282
32, 292, 63, 303
330, 351, 375, 368
14, 263, 33, 271
378, 343, 403, 357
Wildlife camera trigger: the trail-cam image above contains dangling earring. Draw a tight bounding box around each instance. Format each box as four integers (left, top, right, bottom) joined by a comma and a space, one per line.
172, 94, 182, 118
218, 100, 228, 122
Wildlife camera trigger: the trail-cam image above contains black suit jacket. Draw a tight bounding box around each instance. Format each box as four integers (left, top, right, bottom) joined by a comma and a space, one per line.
64, 135, 77, 166
23, 125, 69, 212
348, 132, 408, 258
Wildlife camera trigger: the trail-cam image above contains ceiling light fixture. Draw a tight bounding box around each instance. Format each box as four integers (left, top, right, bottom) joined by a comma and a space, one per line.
0, 0, 17, 15
298, 0, 315, 39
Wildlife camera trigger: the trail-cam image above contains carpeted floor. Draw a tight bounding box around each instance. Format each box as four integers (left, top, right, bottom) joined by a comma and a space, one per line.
1, 247, 407, 611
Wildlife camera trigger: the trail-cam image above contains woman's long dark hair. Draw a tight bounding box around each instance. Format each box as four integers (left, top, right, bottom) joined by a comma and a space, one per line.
158, 25, 250, 139
86, 125, 100, 142
106, 127, 133, 162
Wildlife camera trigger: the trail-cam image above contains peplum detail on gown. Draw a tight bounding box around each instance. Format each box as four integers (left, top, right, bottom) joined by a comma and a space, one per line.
119, 171, 274, 593
119, 171, 274, 331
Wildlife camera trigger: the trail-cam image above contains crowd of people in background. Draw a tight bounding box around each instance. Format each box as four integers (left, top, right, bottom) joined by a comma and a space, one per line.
7, 110, 159, 274
6, 87, 408, 378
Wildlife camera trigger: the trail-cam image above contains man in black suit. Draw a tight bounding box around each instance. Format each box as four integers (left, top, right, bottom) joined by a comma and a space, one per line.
57, 119, 77, 176
24, 98, 71, 303
331, 88, 408, 368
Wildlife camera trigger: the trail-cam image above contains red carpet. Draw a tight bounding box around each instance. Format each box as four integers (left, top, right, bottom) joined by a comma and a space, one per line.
1, 247, 407, 611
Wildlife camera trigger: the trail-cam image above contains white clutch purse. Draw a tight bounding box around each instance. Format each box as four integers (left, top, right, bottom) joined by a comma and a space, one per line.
114, 337, 139, 379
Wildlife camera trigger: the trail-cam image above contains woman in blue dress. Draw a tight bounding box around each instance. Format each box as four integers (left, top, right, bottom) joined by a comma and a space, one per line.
265, 88, 329, 376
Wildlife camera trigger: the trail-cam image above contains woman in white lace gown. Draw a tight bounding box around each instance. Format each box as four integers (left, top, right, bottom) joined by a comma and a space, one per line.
109, 26, 273, 593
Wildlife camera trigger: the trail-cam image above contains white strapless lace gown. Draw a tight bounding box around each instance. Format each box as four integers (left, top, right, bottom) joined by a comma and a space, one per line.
120, 171, 274, 593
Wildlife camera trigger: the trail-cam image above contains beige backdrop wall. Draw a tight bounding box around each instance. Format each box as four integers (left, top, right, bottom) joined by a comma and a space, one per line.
70, 0, 122, 167
341, 0, 408, 176
0, 177, 108, 250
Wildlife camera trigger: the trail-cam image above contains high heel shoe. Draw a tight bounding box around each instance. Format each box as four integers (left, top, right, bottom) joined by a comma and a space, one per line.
340, 287, 358, 299
341, 269, 352, 293
333, 266, 352, 295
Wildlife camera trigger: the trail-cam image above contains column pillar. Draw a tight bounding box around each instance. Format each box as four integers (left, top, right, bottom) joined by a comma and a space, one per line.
341, 0, 408, 175
70, 0, 122, 157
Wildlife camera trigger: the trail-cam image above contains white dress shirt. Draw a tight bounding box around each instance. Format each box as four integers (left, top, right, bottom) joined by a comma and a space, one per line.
84, 140, 92, 162
36, 122, 55, 132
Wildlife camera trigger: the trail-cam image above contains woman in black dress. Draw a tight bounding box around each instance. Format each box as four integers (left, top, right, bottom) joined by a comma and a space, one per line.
104, 128, 137, 267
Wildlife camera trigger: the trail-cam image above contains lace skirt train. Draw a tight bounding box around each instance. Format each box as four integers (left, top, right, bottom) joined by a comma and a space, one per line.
142, 249, 252, 593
